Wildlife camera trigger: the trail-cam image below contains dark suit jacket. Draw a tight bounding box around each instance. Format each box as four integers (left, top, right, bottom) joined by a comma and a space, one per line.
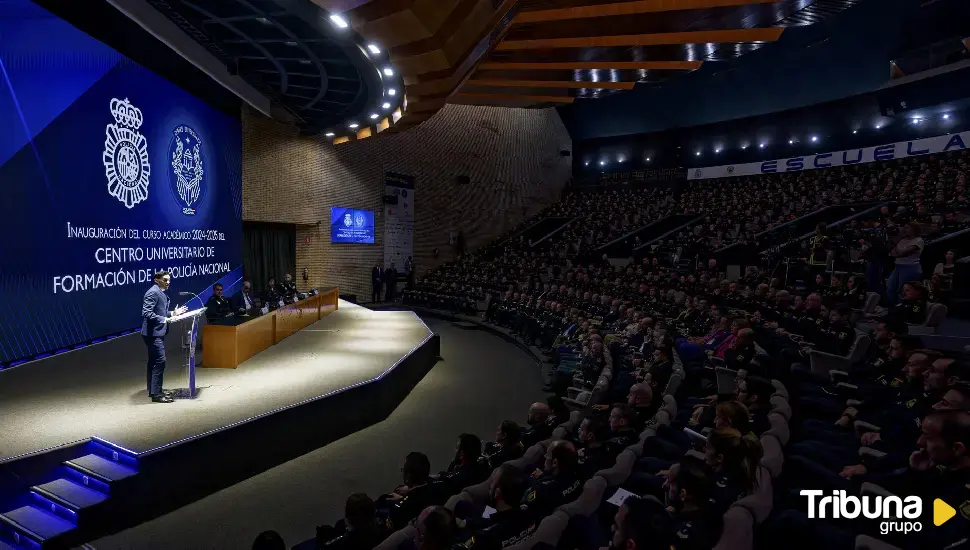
372, 267, 382, 286
141, 284, 170, 337
231, 290, 255, 312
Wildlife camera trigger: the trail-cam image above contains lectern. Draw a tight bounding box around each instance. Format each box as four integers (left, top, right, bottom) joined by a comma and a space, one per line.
168, 307, 206, 398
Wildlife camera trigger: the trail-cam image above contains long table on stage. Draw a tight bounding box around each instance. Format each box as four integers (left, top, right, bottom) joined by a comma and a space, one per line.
202, 288, 339, 369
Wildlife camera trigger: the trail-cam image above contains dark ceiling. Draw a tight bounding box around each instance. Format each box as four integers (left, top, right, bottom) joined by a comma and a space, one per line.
451, 0, 863, 108
145, 0, 394, 134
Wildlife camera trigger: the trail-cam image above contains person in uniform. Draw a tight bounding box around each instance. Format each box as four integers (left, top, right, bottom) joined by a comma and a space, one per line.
456, 465, 535, 550
520, 403, 553, 448
204, 283, 232, 322
436, 434, 490, 494
279, 273, 298, 302
665, 459, 723, 550
521, 440, 582, 519
315, 493, 389, 550
262, 277, 282, 308
141, 271, 186, 403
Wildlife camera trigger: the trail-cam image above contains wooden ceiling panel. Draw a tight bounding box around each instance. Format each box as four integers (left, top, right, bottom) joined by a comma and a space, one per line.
330, 0, 858, 136
496, 28, 784, 50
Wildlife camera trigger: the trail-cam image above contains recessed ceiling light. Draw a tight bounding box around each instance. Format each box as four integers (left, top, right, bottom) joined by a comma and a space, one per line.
584, 162, 589, 166
382, 102, 391, 109
741, 144, 748, 150
325, 132, 335, 137
329, 14, 348, 28
645, 157, 651, 161
788, 139, 794, 144
943, 113, 951, 120
852, 130, 858, 134
348, 123, 358, 129
811, 136, 818, 142
367, 44, 381, 55
599, 160, 606, 166
387, 88, 396, 96
695, 151, 701, 156
875, 123, 883, 129
383, 67, 394, 76
369, 113, 379, 119
285, 41, 297, 47
715, 148, 722, 153
759, 143, 766, 148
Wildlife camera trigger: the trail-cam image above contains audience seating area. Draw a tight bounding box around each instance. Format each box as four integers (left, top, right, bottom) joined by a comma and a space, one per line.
278, 149, 970, 550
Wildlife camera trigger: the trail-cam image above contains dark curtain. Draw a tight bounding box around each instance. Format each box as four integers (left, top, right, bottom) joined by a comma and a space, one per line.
242, 221, 296, 295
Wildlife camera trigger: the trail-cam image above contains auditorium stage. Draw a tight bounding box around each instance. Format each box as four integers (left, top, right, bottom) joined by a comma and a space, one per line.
0, 300, 440, 547
0, 300, 435, 459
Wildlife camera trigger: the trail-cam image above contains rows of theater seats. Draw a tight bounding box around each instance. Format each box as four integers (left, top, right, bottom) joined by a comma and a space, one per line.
355, 324, 790, 550
410, 150, 968, 309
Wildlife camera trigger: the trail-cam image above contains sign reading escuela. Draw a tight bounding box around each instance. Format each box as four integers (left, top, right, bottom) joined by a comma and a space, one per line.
687, 130, 970, 180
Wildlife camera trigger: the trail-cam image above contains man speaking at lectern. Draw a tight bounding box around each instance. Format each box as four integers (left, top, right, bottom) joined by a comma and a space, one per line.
142, 271, 187, 403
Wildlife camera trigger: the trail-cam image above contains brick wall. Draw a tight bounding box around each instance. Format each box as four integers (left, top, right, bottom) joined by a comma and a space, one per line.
242, 103, 572, 299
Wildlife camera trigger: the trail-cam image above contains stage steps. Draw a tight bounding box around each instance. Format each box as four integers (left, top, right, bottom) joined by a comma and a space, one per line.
0, 439, 139, 549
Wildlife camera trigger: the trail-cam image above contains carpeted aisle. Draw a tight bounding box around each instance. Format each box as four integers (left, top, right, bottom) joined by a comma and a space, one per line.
91, 316, 547, 549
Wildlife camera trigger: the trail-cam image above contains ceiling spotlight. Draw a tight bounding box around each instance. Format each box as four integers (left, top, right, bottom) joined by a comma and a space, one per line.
256, 17, 271, 25
348, 122, 359, 129
645, 157, 651, 162
715, 148, 722, 154
383, 67, 394, 76
875, 123, 883, 129
788, 139, 794, 144
382, 102, 391, 109
367, 44, 381, 55
618, 158, 624, 163
741, 144, 748, 150
329, 14, 349, 28
584, 162, 589, 166
285, 41, 297, 47
599, 160, 606, 166
911, 118, 922, 124
759, 143, 766, 149
811, 136, 818, 142
325, 132, 335, 137
369, 113, 379, 119
943, 113, 951, 120
387, 88, 396, 96
852, 130, 858, 134
695, 151, 701, 156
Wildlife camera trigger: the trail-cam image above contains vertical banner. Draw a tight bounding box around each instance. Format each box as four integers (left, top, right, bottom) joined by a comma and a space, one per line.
383, 171, 415, 270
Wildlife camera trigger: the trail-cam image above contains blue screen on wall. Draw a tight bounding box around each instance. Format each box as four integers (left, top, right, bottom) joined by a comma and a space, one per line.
330, 207, 375, 244
0, 1, 243, 366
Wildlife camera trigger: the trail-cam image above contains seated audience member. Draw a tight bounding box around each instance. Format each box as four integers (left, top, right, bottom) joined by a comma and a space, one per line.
204, 283, 233, 322
723, 327, 758, 373
735, 376, 774, 436
626, 384, 660, 431
883, 281, 929, 325
315, 493, 388, 550
482, 421, 525, 470
231, 280, 256, 313
252, 531, 286, 550
606, 404, 641, 453
664, 458, 724, 550
522, 440, 582, 518
935, 383, 970, 411
458, 465, 535, 549
382, 452, 443, 528
262, 276, 282, 307
703, 427, 763, 515
577, 416, 620, 479
412, 506, 455, 550
436, 434, 489, 493
609, 496, 676, 550
521, 402, 553, 448
545, 395, 571, 430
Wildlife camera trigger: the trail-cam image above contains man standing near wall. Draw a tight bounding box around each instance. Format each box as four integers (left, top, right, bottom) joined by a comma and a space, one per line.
384, 263, 397, 302
372, 263, 383, 303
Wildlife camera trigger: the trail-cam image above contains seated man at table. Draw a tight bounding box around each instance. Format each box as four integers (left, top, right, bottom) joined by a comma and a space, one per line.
205, 283, 233, 322
231, 280, 257, 315
262, 277, 282, 309
279, 273, 298, 302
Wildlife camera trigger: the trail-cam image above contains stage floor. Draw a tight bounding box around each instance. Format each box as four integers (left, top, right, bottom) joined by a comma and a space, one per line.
0, 301, 433, 460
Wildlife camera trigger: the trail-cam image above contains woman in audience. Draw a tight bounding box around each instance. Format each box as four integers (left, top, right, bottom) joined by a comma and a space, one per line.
886, 221, 924, 305
704, 427, 763, 514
